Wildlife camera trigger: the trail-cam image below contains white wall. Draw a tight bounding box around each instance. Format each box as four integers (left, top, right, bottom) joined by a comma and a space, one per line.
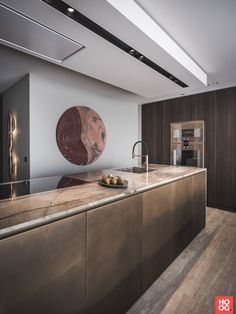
30, 64, 139, 178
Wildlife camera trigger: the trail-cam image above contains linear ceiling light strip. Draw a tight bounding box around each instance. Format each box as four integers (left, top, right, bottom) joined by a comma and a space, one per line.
41, 0, 188, 88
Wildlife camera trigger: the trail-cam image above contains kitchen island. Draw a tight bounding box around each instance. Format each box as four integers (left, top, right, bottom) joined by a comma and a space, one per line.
0, 164, 206, 314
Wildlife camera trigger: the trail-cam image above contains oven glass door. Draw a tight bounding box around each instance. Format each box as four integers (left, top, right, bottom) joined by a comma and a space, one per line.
171, 143, 204, 167
181, 150, 198, 167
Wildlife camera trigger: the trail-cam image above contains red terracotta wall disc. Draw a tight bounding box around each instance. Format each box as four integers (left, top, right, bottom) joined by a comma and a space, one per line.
56, 106, 106, 165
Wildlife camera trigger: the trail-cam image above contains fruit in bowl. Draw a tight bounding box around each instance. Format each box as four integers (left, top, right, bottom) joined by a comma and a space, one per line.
102, 174, 125, 185
117, 176, 125, 185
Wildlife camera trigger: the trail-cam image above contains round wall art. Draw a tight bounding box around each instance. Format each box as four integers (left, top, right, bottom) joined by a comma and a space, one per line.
56, 106, 106, 165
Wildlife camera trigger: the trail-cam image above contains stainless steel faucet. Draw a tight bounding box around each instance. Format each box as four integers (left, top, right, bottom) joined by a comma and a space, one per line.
132, 140, 149, 172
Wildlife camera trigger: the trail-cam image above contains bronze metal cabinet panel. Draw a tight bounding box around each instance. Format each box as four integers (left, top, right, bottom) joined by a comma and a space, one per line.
87, 195, 143, 314
142, 175, 204, 290
0, 213, 86, 314
192, 172, 206, 237
171, 176, 194, 257
143, 181, 176, 290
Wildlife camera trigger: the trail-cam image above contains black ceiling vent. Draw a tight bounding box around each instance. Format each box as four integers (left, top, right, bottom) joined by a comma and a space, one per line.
42, 0, 188, 88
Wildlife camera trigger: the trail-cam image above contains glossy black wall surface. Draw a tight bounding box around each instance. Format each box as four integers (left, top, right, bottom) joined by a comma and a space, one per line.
142, 86, 236, 212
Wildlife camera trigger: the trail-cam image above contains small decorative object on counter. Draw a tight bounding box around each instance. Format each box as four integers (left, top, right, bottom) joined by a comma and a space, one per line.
98, 174, 128, 188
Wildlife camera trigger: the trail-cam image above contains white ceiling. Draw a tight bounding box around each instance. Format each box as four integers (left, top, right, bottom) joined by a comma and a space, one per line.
135, 0, 236, 86
0, 0, 236, 102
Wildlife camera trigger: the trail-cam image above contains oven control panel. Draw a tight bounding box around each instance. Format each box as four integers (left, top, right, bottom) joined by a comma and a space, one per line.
183, 138, 189, 148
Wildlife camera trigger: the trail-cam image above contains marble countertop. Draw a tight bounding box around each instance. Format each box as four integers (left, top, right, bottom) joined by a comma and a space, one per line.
0, 164, 206, 239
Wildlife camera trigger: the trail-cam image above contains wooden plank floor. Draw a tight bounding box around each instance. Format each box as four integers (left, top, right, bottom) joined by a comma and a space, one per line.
127, 207, 236, 314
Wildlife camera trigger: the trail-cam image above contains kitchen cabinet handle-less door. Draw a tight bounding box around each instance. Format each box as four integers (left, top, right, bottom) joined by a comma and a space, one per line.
0, 213, 86, 314
87, 195, 143, 314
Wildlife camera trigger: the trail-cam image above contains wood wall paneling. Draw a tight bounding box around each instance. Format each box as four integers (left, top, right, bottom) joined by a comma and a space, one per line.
142, 86, 236, 212
142, 102, 162, 163
203, 92, 217, 206
215, 88, 236, 209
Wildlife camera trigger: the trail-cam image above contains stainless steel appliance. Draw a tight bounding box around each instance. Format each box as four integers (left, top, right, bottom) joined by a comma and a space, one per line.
170, 120, 204, 167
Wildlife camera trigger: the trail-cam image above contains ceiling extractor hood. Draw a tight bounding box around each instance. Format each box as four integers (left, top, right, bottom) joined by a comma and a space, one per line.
0, 3, 84, 63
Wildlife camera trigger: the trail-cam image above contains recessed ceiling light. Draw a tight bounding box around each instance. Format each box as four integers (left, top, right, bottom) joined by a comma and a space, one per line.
41, 0, 188, 88
67, 7, 74, 13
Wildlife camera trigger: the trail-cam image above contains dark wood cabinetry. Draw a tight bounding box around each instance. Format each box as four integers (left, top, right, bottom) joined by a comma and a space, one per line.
142, 102, 163, 162
215, 88, 236, 210
142, 86, 236, 212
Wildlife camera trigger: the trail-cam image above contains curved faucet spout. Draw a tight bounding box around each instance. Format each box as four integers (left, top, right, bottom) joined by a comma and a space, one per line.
132, 141, 149, 172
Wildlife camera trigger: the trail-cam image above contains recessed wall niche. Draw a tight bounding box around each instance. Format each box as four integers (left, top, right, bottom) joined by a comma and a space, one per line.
0, 75, 30, 183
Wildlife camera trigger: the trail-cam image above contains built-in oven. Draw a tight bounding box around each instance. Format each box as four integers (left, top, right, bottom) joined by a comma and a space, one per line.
171, 120, 204, 144
171, 142, 204, 167
170, 121, 205, 168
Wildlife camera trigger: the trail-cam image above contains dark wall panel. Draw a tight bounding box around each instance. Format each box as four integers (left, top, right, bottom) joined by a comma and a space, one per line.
215, 88, 236, 210
142, 102, 162, 163
142, 86, 236, 212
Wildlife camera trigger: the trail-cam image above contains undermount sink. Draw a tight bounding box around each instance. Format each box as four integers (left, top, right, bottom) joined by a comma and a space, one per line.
117, 167, 156, 173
